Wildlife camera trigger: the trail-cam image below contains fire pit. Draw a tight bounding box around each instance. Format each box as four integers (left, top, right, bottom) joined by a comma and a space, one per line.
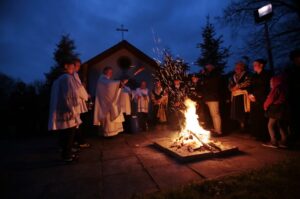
154, 99, 238, 162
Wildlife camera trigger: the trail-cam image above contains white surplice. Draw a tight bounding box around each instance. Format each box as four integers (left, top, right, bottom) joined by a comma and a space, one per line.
73, 72, 88, 114
48, 73, 82, 131
93, 75, 124, 137
135, 88, 149, 113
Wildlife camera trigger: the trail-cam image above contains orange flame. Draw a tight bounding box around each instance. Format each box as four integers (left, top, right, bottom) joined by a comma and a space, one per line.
180, 99, 210, 144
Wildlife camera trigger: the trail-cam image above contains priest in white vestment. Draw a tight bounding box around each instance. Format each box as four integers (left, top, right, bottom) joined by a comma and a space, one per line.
94, 67, 127, 137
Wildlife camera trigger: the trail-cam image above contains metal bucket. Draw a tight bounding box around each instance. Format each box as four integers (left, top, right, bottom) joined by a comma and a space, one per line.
130, 115, 140, 133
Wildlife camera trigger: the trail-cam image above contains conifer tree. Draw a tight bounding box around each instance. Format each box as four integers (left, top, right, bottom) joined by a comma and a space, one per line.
45, 34, 79, 86
197, 17, 230, 73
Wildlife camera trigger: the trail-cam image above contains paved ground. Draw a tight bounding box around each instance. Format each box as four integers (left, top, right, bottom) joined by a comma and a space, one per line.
2, 125, 300, 199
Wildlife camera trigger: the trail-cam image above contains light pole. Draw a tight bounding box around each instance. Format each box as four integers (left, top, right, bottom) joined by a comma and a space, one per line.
254, 3, 274, 72
264, 22, 274, 72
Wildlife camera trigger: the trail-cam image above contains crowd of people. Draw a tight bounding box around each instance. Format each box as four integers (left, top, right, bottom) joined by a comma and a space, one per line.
48, 49, 300, 163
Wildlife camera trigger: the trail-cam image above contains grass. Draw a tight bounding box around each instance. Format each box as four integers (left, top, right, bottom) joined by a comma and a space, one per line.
135, 158, 300, 199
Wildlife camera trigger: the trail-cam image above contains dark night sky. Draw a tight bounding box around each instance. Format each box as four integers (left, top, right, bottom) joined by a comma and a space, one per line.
0, 0, 243, 83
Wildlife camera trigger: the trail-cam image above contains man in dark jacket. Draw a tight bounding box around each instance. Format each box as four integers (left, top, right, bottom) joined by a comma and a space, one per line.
201, 64, 223, 136
248, 59, 272, 141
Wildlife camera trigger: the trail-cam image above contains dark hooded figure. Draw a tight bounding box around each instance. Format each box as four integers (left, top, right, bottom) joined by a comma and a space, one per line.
248, 59, 272, 141
285, 49, 300, 136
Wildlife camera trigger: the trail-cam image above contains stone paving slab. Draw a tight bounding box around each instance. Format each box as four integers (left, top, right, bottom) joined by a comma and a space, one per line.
221, 154, 263, 171
102, 156, 143, 176
125, 134, 153, 148
43, 177, 101, 199
131, 144, 159, 156
102, 146, 134, 161
102, 170, 158, 199
101, 138, 128, 150
246, 146, 295, 165
188, 159, 237, 179
136, 152, 176, 168
147, 164, 203, 190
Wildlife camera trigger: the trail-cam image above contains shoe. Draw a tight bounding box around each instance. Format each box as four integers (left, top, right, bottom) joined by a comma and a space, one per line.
72, 154, 79, 160
210, 131, 223, 138
79, 143, 91, 148
262, 142, 278, 149
63, 154, 79, 163
278, 141, 288, 149
63, 157, 73, 163
71, 147, 80, 153
278, 144, 288, 149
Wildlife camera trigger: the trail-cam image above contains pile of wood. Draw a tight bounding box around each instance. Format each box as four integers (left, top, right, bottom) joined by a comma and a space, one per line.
154, 136, 239, 162
170, 130, 222, 153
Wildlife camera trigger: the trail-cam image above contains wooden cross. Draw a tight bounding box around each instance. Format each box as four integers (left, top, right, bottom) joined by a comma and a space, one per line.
116, 24, 128, 40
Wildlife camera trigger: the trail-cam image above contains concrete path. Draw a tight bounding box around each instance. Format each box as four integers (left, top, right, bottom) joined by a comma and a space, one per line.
2, 125, 300, 199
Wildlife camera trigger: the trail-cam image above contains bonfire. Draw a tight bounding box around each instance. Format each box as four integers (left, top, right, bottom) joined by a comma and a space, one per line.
170, 99, 223, 153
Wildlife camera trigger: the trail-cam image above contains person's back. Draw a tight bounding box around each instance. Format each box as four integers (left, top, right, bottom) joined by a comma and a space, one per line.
200, 64, 223, 136
202, 69, 221, 102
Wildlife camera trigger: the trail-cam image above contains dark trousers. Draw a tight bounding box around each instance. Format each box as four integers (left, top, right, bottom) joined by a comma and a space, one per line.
74, 112, 90, 144
138, 112, 148, 131
59, 127, 76, 159
152, 105, 159, 125
123, 114, 131, 133
74, 127, 85, 145
168, 109, 185, 130
249, 102, 268, 141
289, 101, 299, 136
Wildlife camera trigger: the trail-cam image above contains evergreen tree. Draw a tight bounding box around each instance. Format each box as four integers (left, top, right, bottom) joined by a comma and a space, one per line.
197, 17, 230, 73
45, 34, 79, 86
